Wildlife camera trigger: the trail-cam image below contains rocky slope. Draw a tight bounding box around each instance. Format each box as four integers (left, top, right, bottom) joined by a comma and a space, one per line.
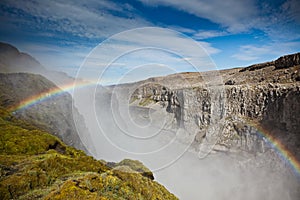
0, 73, 93, 153
0, 106, 177, 199
127, 52, 300, 160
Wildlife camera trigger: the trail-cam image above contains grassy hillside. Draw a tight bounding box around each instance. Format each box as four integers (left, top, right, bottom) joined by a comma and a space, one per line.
0, 107, 178, 200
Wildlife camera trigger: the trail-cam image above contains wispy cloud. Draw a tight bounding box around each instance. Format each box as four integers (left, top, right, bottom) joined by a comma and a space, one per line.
138, 0, 258, 32
167, 26, 229, 40
138, 0, 300, 40
1, 0, 298, 82
0, 0, 151, 39
78, 27, 221, 85
0, 0, 151, 77
193, 30, 228, 40
10, 41, 91, 74
9, 27, 221, 83
232, 42, 300, 61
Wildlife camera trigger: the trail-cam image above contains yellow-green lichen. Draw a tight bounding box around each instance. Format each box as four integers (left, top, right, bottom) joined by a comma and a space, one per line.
0, 107, 178, 200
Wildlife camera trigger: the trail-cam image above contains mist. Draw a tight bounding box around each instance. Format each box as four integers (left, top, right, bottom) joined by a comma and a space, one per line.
72, 83, 300, 200
3, 40, 297, 199
1, 1, 300, 198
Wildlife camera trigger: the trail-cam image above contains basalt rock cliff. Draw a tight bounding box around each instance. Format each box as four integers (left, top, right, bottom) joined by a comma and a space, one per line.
128, 52, 300, 161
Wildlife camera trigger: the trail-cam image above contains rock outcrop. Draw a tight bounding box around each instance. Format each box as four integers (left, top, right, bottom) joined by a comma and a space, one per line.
275, 52, 300, 69
238, 52, 300, 71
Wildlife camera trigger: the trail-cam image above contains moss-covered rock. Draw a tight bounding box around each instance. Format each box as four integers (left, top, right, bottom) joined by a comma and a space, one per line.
45, 171, 176, 200
114, 159, 154, 180
0, 107, 178, 199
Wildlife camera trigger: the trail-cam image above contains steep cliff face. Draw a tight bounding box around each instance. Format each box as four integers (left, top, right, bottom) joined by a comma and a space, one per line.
221, 83, 299, 155
0, 73, 93, 153
130, 52, 300, 160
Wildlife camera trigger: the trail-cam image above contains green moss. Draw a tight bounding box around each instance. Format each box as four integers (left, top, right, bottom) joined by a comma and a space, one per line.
115, 159, 154, 180
0, 125, 59, 155
0, 107, 178, 199
45, 171, 177, 200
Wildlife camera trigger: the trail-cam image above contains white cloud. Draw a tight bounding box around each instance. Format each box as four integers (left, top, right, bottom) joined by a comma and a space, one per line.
232, 42, 300, 61
0, 0, 152, 78
10, 27, 220, 83
138, 0, 257, 32
11, 42, 91, 75
111, 27, 220, 55
167, 26, 197, 34
6, 0, 298, 83
77, 27, 221, 84
194, 30, 228, 39
167, 26, 229, 40
0, 0, 151, 39
138, 0, 300, 40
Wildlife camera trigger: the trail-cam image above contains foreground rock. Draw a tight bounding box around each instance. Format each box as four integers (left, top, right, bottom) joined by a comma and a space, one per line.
0, 107, 178, 200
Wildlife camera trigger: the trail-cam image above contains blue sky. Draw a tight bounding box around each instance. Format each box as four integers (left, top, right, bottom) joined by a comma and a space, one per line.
0, 0, 299, 84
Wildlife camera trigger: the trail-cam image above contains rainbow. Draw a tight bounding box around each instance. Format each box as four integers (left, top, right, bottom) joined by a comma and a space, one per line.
8, 80, 97, 112
250, 121, 300, 178
9, 82, 300, 178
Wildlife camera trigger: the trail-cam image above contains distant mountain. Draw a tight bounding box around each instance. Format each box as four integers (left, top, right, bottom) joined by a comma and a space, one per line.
0, 42, 45, 73
0, 42, 74, 87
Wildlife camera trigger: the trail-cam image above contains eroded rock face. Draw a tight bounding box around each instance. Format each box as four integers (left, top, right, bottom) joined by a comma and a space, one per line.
133, 82, 300, 155
130, 53, 300, 160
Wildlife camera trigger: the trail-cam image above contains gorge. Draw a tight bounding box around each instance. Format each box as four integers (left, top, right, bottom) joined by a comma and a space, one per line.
0, 42, 299, 199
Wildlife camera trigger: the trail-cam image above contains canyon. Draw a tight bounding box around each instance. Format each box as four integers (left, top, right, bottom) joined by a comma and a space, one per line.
125, 52, 300, 160
1, 41, 299, 199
